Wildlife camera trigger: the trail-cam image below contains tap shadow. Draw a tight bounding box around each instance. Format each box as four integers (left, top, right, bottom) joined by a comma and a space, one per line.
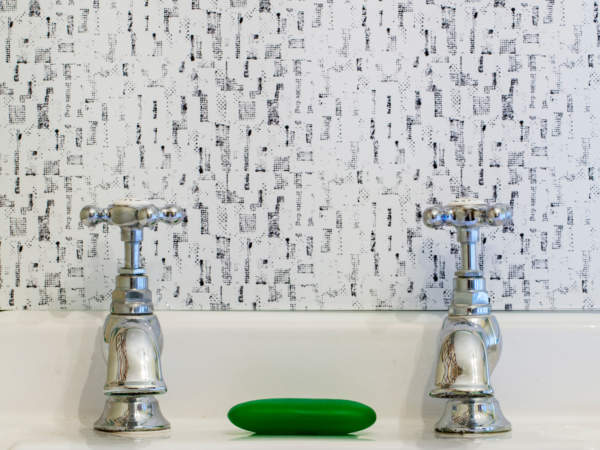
76, 322, 105, 429
403, 313, 441, 448
229, 433, 373, 442
405, 313, 439, 419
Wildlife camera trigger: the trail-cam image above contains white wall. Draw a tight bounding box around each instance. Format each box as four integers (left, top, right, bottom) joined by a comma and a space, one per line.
0, 0, 598, 310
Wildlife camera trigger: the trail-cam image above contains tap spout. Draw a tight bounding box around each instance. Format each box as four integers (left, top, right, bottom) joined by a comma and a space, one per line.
430, 329, 492, 398
103, 315, 166, 395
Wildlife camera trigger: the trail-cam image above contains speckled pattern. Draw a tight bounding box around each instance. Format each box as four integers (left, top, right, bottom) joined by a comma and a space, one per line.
0, 0, 598, 310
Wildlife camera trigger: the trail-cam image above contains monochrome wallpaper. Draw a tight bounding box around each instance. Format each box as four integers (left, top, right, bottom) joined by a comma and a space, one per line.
0, 0, 598, 310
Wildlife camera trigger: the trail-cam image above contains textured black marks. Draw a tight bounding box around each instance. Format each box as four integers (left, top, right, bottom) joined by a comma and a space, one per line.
441, 5, 457, 55
501, 79, 517, 120
37, 102, 49, 129
0, 0, 593, 310
216, 236, 232, 285
259, 0, 271, 13
398, 2, 412, 28
37, 201, 52, 241
207, 11, 223, 60
543, 0, 555, 24
449, 118, 465, 167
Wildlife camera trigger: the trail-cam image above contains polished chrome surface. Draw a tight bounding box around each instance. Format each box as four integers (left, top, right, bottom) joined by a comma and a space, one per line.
423, 198, 511, 434
423, 199, 511, 316
434, 397, 511, 434
80, 202, 186, 314
80, 201, 186, 432
94, 395, 170, 432
103, 315, 166, 395
423, 199, 511, 230
430, 315, 501, 398
80, 202, 185, 229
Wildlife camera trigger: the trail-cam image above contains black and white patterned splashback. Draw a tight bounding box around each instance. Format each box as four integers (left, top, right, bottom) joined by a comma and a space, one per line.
0, 0, 598, 310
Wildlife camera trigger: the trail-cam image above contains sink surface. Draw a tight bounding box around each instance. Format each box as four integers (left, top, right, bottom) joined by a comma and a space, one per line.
8, 419, 600, 449
1, 311, 600, 448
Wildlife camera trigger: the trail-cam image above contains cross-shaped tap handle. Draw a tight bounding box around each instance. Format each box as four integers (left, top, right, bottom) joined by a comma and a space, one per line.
79, 201, 187, 314
423, 199, 511, 230
423, 199, 512, 316
80, 200, 186, 230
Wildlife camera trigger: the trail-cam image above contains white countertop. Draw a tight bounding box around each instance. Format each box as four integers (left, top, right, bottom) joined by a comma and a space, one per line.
7, 418, 600, 449
2, 311, 600, 449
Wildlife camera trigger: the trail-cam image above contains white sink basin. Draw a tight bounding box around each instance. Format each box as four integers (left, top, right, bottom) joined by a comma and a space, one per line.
8, 418, 600, 449
2, 311, 599, 448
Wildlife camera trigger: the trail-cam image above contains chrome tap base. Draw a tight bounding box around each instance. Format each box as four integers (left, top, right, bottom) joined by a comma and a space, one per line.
435, 397, 511, 434
94, 395, 170, 432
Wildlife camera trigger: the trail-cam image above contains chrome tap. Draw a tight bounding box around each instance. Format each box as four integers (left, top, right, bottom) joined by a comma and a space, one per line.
423, 199, 512, 434
80, 200, 186, 432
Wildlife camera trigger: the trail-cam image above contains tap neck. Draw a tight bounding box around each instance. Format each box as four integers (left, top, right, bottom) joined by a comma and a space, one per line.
119, 228, 146, 275
455, 228, 481, 276
111, 227, 154, 315
449, 227, 491, 316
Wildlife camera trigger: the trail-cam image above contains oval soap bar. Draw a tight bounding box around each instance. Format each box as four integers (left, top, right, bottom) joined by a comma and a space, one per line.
227, 398, 376, 435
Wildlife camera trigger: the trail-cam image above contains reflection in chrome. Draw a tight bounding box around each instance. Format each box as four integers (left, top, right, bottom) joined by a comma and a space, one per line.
81, 201, 186, 432
423, 199, 512, 434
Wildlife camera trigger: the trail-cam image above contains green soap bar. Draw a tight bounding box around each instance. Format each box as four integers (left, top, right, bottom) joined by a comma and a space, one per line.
227, 398, 376, 435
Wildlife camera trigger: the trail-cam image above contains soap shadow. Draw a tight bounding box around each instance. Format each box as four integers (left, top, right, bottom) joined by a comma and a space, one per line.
230, 433, 373, 442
